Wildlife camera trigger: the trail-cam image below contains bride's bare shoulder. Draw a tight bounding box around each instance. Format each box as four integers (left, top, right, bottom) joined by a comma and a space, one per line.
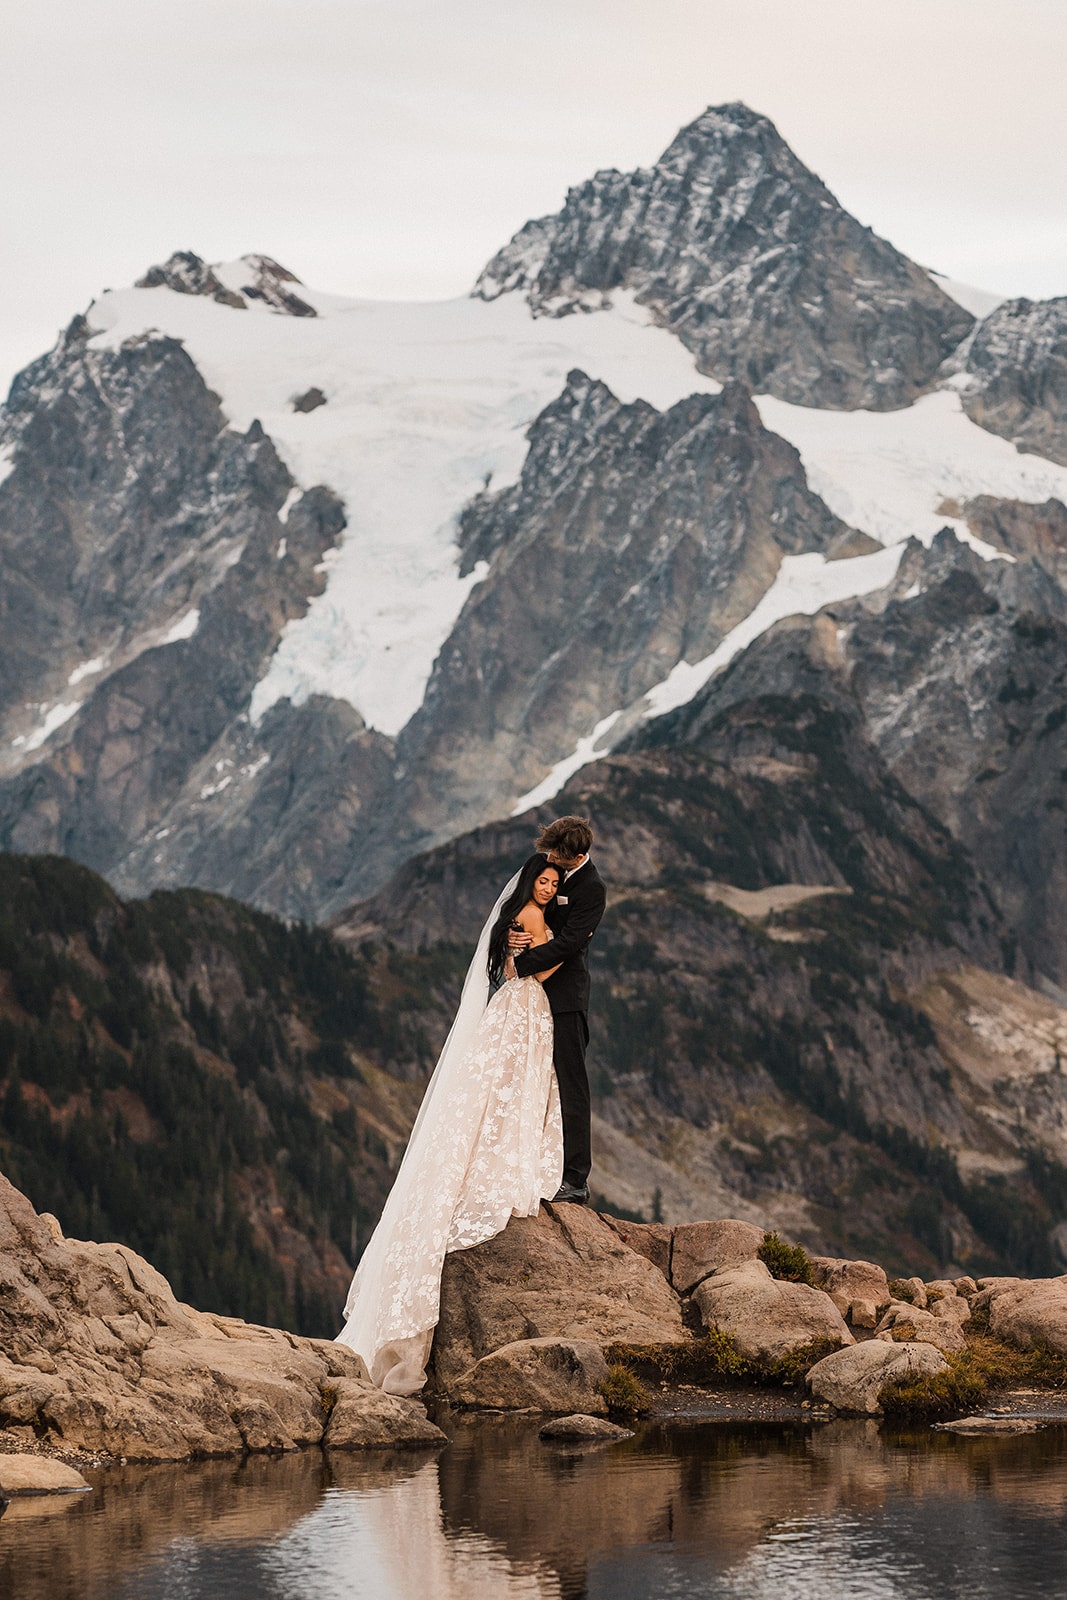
515, 903, 549, 941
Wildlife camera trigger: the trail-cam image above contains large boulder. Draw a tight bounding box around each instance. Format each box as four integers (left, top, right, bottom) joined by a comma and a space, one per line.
693, 1260, 853, 1363
431, 1204, 687, 1392
809, 1256, 891, 1330
539, 1413, 633, 1441
0, 1455, 90, 1494
0, 1172, 438, 1460
450, 1337, 610, 1414
974, 1275, 1067, 1354
670, 1220, 766, 1295
807, 1340, 949, 1415
322, 1378, 446, 1448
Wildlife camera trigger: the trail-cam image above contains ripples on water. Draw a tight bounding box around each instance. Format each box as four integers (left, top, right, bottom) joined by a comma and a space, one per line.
4, 1418, 1067, 1600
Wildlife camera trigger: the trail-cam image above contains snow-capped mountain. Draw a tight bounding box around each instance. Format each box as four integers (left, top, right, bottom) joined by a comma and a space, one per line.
475, 102, 974, 410
2, 102, 1067, 947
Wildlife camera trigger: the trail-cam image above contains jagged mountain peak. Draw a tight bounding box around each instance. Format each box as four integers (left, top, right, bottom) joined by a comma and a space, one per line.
136, 250, 317, 318
474, 99, 973, 410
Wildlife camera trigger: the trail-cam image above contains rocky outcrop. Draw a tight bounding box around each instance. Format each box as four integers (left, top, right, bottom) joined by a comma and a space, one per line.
431, 1204, 686, 1396
962, 296, 1067, 465
975, 1276, 1067, 1354
393, 373, 850, 853
0, 1173, 443, 1461
873, 1300, 966, 1354
810, 1258, 891, 1330
137, 251, 317, 317
631, 519, 1067, 991
136, 250, 246, 308
692, 1260, 853, 1362
806, 1340, 948, 1416
475, 103, 972, 409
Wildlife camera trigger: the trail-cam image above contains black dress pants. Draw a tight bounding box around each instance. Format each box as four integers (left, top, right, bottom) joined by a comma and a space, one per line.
552, 1009, 591, 1185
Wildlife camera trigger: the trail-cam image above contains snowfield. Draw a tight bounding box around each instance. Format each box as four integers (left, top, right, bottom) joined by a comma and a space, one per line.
88, 280, 720, 737
85, 264, 1067, 764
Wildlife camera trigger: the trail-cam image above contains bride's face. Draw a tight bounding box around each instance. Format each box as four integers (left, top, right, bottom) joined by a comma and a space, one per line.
532, 868, 559, 906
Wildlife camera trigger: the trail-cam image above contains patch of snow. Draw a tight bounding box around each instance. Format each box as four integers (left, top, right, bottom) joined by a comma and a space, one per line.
942, 518, 1015, 564
242, 753, 270, 779
755, 389, 1067, 549
644, 546, 905, 718
67, 655, 105, 686
163, 608, 200, 644
278, 486, 300, 523
0, 444, 15, 490
515, 544, 905, 807
199, 774, 232, 800
929, 272, 1007, 321
276, 537, 287, 560
22, 701, 81, 752
87, 284, 720, 737
511, 711, 622, 816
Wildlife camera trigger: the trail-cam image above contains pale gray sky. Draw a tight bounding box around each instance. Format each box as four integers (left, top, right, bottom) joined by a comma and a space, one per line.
2, 0, 1064, 392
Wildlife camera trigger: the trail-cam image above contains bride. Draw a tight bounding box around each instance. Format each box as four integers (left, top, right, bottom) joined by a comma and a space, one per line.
335, 853, 565, 1394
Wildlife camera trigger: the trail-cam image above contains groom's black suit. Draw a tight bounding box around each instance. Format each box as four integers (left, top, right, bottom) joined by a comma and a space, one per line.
513, 859, 606, 1186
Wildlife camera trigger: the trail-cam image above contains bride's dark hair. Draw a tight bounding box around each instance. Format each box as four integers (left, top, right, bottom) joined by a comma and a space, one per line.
487, 853, 559, 987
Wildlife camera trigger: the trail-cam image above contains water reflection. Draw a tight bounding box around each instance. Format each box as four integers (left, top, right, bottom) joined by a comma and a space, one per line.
3, 1420, 1067, 1600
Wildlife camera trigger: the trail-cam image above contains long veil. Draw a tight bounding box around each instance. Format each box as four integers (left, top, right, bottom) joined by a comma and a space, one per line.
336, 869, 521, 1392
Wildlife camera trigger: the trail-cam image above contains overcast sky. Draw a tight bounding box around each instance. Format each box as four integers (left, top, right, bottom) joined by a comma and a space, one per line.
2, 0, 1064, 393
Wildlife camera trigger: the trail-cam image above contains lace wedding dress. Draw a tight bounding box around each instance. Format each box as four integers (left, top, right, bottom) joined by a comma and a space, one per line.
336, 874, 563, 1395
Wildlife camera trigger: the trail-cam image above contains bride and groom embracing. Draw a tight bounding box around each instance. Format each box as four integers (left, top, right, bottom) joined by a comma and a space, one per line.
336, 816, 607, 1395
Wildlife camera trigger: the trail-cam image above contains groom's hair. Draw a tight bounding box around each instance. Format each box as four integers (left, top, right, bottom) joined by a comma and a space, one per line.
535, 816, 593, 858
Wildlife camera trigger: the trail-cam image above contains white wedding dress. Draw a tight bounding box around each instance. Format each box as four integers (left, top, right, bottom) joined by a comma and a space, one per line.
336, 874, 564, 1395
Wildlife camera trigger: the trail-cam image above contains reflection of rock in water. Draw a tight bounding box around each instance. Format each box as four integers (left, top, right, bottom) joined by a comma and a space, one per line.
0, 1454, 325, 1600
436, 1416, 1067, 1598
280, 1451, 558, 1599
7, 1423, 1067, 1600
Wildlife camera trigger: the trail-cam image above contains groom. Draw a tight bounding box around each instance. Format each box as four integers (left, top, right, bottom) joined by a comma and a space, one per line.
509, 815, 606, 1205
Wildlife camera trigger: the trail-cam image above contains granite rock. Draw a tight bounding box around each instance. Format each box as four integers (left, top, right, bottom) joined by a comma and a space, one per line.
450, 1338, 610, 1415
431, 1204, 687, 1394
693, 1259, 853, 1363
807, 1340, 948, 1416
0, 1172, 435, 1461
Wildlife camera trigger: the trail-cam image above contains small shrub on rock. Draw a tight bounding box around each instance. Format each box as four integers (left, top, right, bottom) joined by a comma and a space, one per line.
598, 1365, 650, 1417
888, 1278, 916, 1304
880, 1334, 1067, 1422
765, 1339, 841, 1387
758, 1232, 816, 1286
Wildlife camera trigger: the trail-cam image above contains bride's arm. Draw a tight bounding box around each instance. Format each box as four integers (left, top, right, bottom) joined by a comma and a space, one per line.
517, 908, 561, 982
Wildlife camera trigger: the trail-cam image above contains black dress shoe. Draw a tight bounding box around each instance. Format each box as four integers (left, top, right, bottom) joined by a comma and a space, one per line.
550, 1182, 590, 1205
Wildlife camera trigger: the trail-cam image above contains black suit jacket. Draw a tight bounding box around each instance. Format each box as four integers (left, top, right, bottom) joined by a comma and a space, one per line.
513, 859, 606, 1015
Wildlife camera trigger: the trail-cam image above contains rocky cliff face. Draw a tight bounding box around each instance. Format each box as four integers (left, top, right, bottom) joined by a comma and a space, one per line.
0, 317, 395, 917
962, 296, 1067, 465
136, 249, 318, 317
653, 510, 1067, 988
475, 103, 973, 409
390, 372, 851, 864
